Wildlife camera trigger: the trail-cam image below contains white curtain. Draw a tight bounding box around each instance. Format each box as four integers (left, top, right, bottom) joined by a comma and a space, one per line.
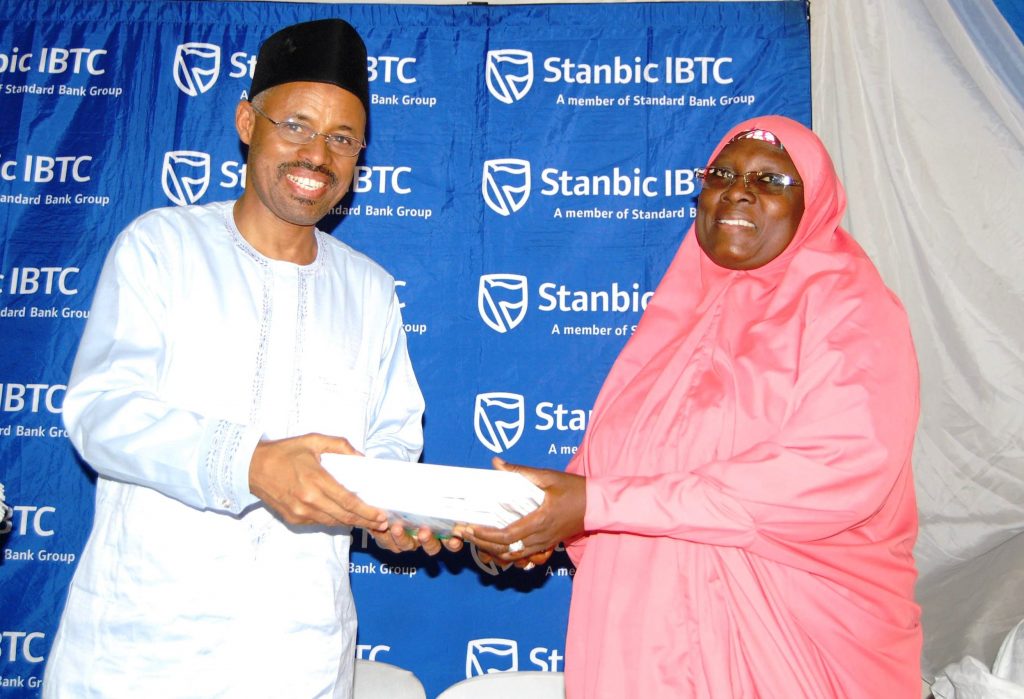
811, 0, 1024, 680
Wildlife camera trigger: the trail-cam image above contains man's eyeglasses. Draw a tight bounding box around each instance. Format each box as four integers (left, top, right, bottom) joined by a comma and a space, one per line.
250, 104, 365, 158
696, 166, 802, 196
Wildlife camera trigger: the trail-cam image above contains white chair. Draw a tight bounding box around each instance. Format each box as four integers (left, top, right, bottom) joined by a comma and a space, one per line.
436, 671, 566, 699
352, 659, 427, 699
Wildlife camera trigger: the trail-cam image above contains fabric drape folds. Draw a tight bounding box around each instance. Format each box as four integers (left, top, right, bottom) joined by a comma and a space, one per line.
563, 116, 922, 698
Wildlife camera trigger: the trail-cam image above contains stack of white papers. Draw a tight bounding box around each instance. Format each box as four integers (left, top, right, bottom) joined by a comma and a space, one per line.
320, 454, 544, 536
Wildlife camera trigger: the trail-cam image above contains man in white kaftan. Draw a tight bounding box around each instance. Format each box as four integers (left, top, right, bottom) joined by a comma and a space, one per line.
43, 19, 445, 698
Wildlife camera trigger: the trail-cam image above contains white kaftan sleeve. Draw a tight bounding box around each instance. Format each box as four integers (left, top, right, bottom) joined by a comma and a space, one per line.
361, 289, 424, 463
62, 218, 262, 514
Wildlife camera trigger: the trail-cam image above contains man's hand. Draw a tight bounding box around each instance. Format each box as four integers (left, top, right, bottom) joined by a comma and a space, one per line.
248, 433, 387, 531
369, 522, 465, 556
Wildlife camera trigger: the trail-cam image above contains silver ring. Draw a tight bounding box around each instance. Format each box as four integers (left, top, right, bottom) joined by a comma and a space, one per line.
508, 540, 524, 553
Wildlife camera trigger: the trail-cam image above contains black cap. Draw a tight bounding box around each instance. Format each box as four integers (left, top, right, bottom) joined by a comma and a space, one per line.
249, 19, 370, 113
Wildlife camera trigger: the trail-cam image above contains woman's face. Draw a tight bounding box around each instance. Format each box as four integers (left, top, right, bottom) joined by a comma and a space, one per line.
695, 138, 805, 270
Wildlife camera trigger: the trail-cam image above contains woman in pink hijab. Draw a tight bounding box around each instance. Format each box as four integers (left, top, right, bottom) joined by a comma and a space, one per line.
463, 115, 922, 698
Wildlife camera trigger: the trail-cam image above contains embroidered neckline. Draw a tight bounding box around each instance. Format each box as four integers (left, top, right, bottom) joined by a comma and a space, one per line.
221, 201, 325, 274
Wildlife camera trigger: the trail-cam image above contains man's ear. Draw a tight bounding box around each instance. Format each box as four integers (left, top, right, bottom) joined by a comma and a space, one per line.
235, 100, 255, 146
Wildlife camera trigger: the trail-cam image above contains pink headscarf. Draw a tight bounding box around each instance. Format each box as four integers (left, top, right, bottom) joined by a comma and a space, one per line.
571, 115, 867, 485
594, 115, 847, 406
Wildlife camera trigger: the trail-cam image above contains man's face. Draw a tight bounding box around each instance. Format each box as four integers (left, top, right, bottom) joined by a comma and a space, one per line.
236, 81, 366, 228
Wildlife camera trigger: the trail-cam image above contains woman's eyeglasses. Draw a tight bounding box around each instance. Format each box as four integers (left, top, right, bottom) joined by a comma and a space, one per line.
696, 166, 802, 196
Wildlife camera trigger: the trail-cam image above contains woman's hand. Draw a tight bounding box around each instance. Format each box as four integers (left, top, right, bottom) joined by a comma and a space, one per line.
458, 457, 586, 563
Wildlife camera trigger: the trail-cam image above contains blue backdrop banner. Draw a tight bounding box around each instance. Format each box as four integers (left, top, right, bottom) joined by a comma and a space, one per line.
0, 0, 810, 695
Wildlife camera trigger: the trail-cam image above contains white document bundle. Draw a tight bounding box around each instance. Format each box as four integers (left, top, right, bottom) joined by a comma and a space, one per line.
320, 454, 544, 536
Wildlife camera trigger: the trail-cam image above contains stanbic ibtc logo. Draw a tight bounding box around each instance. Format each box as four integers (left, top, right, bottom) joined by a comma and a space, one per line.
162, 151, 211, 206
482, 159, 530, 217
173, 43, 221, 96
0, 631, 46, 663
474, 392, 525, 453
0, 504, 56, 537
466, 637, 563, 676
486, 50, 534, 104
478, 274, 528, 333
466, 638, 518, 676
